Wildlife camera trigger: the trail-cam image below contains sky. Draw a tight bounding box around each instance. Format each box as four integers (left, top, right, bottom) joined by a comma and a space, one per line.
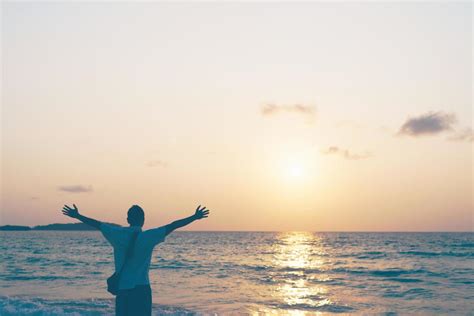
1, 2, 472, 231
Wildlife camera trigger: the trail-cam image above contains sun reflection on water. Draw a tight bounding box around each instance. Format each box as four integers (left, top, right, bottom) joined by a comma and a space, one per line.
269, 232, 331, 315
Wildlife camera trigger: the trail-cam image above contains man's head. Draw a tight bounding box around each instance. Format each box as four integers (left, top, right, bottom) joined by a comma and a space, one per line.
127, 205, 145, 227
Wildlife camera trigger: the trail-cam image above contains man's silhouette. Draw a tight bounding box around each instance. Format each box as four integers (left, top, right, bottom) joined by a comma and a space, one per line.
61, 203, 210, 316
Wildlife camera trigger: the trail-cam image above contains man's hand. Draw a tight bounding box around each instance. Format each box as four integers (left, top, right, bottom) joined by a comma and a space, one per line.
164, 204, 211, 236
60, 204, 101, 229
194, 205, 210, 220
62, 204, 80, 219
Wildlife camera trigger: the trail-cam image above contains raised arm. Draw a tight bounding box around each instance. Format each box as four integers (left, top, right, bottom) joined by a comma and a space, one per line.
61, 204, 102, 229
164, 205, 210, 236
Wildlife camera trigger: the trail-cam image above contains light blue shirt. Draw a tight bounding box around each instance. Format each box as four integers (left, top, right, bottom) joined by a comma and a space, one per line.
100, 223, 167, 290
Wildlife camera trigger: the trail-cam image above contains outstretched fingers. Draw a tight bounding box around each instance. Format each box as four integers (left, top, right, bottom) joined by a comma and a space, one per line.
62, 204, 77, 218
195, 205, 210, 218
63, 204, 74, 211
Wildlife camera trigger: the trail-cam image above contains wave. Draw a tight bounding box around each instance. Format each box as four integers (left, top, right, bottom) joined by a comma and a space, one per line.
386, 277, 423, 283
331, 267, 447, 279
1, 275, 83, 281
382, 288, 434, 299
0, 296, 196, 316
230, 264, 447, 283
269, 302, 354, 313
399, 251, 473, 257
370, 269, 417, 277
355, 251, 387, 259
150, 258, 204, 270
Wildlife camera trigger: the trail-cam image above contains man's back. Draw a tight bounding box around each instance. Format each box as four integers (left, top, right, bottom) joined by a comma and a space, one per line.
100, 224, 167, 290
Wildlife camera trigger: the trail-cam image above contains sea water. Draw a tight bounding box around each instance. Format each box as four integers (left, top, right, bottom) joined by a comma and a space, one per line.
0, 231, 473, 315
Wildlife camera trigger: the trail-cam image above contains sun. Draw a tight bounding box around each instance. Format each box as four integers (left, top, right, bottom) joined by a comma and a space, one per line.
271, 148, 317, 183
288, 164, 303, 177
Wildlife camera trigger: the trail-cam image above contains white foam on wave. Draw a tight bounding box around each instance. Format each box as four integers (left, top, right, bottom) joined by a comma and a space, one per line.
0, 296, 196, 316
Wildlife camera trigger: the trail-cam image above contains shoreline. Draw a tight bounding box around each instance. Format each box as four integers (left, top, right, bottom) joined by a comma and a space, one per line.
0, 295, 197, 316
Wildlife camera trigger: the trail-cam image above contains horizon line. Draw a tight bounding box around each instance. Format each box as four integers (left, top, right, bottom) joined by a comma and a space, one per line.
1, 223, 472, 233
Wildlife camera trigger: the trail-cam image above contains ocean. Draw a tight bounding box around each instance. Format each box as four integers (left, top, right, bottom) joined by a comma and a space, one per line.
0, 231, 473, 315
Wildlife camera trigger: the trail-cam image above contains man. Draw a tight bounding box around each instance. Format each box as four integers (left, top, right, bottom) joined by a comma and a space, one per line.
61, 203, 210, 316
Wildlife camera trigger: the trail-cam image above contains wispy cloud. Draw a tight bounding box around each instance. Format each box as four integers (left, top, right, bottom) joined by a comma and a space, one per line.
322, 146, 372, 160
146, 160, 168, 167
261, 103, 316, 117
398, 111, 456, 136
58, 185, 93, 193
447, 128, 474, 142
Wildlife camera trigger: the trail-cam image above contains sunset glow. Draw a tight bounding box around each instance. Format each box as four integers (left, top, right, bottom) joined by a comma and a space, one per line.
1, 2, 472, 232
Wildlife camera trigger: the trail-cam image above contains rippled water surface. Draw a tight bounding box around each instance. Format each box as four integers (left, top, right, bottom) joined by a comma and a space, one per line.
1, 231, 473, 315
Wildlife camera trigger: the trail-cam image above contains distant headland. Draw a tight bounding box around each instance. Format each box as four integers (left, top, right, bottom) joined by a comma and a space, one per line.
0, 223, 117, 231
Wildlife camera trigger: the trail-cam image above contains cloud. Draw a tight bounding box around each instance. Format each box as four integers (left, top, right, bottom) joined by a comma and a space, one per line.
447, 128, 474, 142
398, 111, 456, 136
261, 103, 316, 117
58, 185, 93, 193
322, 146, 372, 160
146, 160, 168, 167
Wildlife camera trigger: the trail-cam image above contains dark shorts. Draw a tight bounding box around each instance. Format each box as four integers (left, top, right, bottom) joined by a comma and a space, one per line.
115, 284, 152, 316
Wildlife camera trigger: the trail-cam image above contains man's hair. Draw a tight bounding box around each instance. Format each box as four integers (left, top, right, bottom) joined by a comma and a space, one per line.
127, 205, 145, 227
